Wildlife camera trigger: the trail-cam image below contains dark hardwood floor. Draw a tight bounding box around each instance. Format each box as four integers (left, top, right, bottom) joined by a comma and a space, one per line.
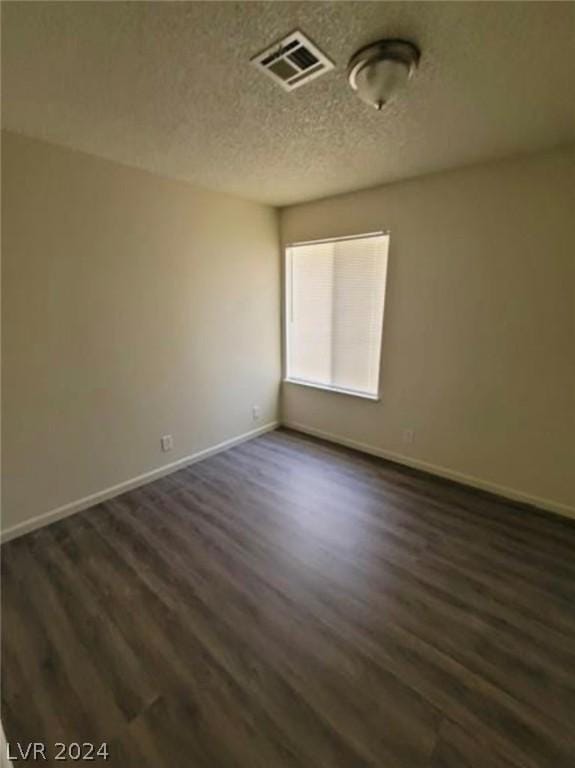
2, 428, 575, 767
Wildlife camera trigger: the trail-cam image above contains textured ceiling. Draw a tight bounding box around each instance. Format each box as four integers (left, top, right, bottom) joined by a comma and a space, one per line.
3, 1, 575, 206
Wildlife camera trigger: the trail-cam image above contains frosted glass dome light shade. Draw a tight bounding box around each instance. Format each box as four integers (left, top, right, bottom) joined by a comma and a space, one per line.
348, 39, 420, 110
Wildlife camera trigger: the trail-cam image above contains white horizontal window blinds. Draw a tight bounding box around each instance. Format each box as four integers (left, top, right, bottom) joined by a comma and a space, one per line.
286, 232, 389, 397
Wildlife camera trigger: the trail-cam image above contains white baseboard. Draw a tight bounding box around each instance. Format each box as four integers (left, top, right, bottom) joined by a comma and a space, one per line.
3, 418, 572, 542
283, 421, 575, 521
1, 422, 279, 543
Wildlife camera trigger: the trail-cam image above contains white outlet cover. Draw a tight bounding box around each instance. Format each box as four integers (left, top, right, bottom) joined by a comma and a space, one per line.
402, 429, 415, 444
161, 435, 173, 452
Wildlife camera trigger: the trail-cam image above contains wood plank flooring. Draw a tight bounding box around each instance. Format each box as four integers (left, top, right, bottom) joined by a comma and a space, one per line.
2, 428, 575, 767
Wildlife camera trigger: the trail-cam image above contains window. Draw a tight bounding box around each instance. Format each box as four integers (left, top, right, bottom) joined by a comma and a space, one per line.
285, 232, 389, 399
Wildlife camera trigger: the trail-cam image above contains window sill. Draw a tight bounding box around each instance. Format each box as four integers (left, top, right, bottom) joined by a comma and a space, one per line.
283, 378, 380, 402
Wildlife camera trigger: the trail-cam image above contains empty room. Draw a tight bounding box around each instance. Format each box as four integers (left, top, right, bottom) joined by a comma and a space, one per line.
1, 1, 574, 766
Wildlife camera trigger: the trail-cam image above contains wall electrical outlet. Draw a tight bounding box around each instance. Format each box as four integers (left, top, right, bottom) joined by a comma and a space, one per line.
161, 435, 174, 452
402, 428, 415, 445
252, 405, 261, 421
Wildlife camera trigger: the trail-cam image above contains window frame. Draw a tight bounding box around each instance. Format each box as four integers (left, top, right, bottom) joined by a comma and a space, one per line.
283, 230, 389, 402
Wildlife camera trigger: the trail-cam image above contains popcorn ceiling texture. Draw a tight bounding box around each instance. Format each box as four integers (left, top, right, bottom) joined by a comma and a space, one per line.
2, 1, 575, 206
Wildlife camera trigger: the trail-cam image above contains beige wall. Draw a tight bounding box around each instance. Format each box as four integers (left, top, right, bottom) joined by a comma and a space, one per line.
1, 131, 280, 535
281, 148, 575, 515
2, 134, 573, 534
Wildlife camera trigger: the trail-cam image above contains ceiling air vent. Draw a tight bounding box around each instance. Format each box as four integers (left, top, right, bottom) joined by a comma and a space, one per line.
251, 30, 334, 91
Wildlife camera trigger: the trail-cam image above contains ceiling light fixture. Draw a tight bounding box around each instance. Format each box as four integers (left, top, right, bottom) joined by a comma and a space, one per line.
347, 39, 420, 110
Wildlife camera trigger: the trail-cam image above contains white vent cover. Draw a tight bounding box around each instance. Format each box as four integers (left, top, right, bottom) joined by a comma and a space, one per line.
251, 30, 334, 91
